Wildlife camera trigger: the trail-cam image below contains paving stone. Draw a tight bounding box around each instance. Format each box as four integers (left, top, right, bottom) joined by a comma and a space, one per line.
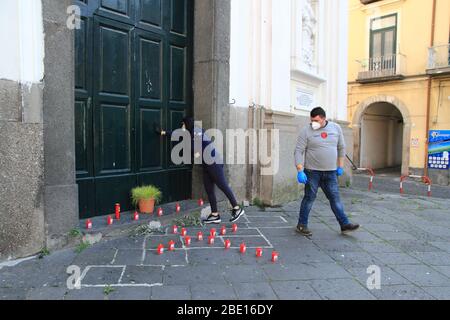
71, 247, 117, 267
81, 266, 124, 286
307, 279, 376, 300
431, 265, 450, 278
120, 266, 163, 285
232, 282, 278, 300
187, 249, 242, 266
423, 287, 450, 300
143, 249, 188, 266
181, 237, 224, 248
267, 235, 315, 248
373, 231, 416, 241
239, 249, 284, 266
408, 252, 450, 266
430, 242, 450, 253
262, 263, 352, 281
330, 251, 381, 268
190, 283, 237, 300
270, 281, 321, 299
274, 247, 335, 264
246, 222, 292, 228
255, 227, 298, 237
151, 285, 191, 300
64, 287, 106, 300
0, 287, 28, 300
246, 216, 286, 224
219, 236, 271, 248
342, 232, 382, 242
356, 241, 403, 253
106, 287, 151, 300
0, 249, 77, 289
392, 240, 444, 252
370, 285, 435, 300
371, 252, 422, 265
346, 266, 412, 286
112, 249, 143, 265
391, 265, 450, 287
221, 265, 269, 283
312, 239, 365, 253
416, 226, 450, 240
163, 266, 227, 285
146, 235, 183, 248
101, 236, 146, 250
25, 286, 68, 300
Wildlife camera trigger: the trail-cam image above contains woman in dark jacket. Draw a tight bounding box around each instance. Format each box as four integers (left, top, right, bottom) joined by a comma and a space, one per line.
159, 117, 244, 224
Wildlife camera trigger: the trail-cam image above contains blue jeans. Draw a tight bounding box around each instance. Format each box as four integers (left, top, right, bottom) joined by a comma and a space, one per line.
298, 170, 350, 227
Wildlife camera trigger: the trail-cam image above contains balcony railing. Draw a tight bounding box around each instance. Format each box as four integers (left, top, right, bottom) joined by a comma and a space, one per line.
356, 54, 406, 83
427, 44, 450, 75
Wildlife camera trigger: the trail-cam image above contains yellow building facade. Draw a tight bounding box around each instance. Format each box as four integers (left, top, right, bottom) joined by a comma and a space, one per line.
348, 0, 450, 186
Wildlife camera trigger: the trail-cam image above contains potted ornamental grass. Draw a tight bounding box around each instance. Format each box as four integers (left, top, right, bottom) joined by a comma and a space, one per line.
131, 185, 162, 214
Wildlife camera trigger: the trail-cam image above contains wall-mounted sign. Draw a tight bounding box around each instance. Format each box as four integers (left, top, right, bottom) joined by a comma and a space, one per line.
295, 88, 314, 111
428, 130, 450, 170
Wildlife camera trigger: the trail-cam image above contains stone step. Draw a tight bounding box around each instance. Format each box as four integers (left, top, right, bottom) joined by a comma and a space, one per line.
79, 199, 204, 237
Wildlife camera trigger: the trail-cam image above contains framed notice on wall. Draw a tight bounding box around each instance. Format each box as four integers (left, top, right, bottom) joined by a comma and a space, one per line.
295, 88, 315, 111
428, 130, 450, 170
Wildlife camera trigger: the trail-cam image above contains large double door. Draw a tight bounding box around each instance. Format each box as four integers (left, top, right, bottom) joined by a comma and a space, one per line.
75, 0, 193, 218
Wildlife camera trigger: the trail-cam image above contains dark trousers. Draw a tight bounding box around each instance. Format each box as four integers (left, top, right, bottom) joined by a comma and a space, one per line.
203, 164, 238, 213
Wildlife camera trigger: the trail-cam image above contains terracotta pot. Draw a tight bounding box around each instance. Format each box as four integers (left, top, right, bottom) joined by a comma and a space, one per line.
138, 198, 155, 214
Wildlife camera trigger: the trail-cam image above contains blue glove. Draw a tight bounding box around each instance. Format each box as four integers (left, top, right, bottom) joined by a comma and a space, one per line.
337, 167, 344, 177
297, 170, 308, 184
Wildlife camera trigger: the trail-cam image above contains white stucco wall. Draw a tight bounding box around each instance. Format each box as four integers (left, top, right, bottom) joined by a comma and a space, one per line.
0, 0, 44, 84
230, 0, 348, 121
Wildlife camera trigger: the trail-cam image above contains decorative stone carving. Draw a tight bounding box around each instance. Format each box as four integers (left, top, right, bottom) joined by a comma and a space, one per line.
301, 0, 317, 71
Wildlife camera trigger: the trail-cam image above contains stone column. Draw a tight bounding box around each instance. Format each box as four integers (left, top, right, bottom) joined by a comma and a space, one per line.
42, 0, 79, 249
192, 0, 231, 206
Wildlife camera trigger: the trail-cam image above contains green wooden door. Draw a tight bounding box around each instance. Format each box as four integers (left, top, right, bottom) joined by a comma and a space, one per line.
75, 0, 193, 218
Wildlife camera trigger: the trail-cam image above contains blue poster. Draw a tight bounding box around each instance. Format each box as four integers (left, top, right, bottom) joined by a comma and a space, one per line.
428, 130, 450, 170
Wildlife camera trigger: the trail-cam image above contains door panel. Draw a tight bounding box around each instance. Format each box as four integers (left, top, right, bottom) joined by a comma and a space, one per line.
138, 0, 162, 28
75, 99, 90, 175
139, 38, 163, 100
77, 178, 96, 219
99, 103, 131, 173
75, 0, 193, 218
170, 45, 186, 102
171, 0, 186, 35
168, 109, 185, 168
96, 0, 135, 25
98, 26, 130, 95
95, 174, 136, 214
139, 108, 163, 170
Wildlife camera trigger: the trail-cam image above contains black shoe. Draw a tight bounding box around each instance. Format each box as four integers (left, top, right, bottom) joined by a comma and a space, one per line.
204, 214, 221, 224
230, 207, 244, 223
341, 223, 360, 234
296, 225, 312, 237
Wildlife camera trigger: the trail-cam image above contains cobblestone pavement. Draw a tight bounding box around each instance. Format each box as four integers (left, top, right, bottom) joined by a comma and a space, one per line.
1, 188, 450, 300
